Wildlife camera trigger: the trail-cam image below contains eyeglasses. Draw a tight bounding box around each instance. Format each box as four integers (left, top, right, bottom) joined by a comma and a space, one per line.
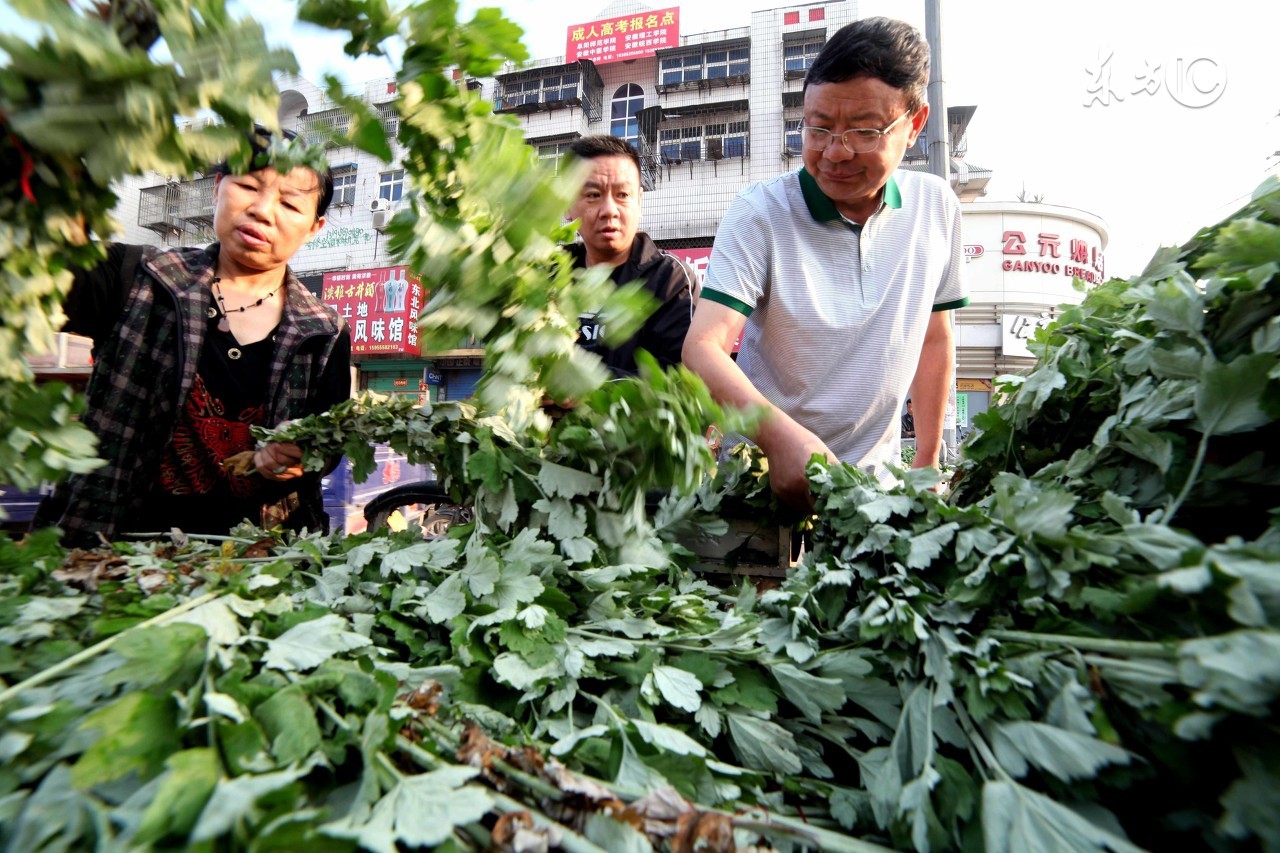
801, 110, 913, 154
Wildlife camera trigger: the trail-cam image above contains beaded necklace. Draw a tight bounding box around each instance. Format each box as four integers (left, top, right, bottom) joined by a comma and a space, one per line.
210, 277, 282, 334
207, 277, 283, 360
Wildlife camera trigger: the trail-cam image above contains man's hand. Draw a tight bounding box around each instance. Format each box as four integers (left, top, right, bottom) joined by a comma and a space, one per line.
254, 441, 305, 482
759, 416, 836, 511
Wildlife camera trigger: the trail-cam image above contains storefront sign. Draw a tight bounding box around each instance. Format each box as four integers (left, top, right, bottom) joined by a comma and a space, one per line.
322, 266, 424, 356
956, 378, 993, 392
999, 229, 1105, 283
425, 369, 444, 386
566, 6, 679, 65
960, 205, 1109, 308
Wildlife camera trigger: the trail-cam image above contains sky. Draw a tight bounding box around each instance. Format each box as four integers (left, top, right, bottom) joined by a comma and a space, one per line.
3, 0, 1278, 278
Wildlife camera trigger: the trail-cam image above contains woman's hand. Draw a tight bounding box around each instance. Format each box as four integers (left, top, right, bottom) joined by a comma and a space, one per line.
254, 441, 305, 482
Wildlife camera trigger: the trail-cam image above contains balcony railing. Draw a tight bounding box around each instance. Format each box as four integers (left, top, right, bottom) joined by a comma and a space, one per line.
293, 108, 353, 147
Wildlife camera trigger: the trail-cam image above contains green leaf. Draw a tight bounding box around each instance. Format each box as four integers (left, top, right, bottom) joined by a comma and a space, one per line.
254, 685, 323, 765
631, 719, 707, 757
982, 780, 1143, 853
107, 622, 207, 688
583, 811, 654, 853
134, 748, 221, 845
1179, 631, 1280, 713
1219, 749, 1280, 843
323, 768, 490, 853
71, 692, 180, 788
492, 652, 561, 691
1194, 354, 1276, 436
1120, 523, 1202, 570
192, 759, 322, 841
425, 573, 467, 623
726, 713, 802, 774
379, 539, 461, 576
713, 666, 780, 713
262, 614, 373, 672
537, 461, 602, 499
651, 664, 702, 713
1144, 275, 1203, 333
771, 663, 846, 724
991, 721, 1132, 782
906, 522, 960, 570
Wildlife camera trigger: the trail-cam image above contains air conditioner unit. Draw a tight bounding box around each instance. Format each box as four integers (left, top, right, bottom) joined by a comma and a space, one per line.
370, 197, 393, 213
372, 209, 392, 231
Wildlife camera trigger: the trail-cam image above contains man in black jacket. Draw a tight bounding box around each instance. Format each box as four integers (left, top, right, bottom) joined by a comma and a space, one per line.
564, 136, 696, 376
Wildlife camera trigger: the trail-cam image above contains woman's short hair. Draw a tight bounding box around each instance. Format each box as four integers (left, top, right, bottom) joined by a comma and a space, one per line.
209, 126, 335, 219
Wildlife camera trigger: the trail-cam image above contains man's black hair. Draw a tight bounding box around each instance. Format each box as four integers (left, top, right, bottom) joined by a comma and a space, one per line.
804, 17, 930, 112
209, 125, 335, 220
567, 135, 642, 178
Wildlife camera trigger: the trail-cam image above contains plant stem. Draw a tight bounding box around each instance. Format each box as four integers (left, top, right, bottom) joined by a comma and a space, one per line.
395, 735, 606, 853
416, 719, 567, 803
731, 814, 895, 853
989, 630, 1177, 658
953, 698, 1007, 783
1164, 429, 1211, 523
0, 590, 221, 705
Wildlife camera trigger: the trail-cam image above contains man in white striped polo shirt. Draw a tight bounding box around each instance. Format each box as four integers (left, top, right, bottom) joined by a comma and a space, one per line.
683, 17, 967, 508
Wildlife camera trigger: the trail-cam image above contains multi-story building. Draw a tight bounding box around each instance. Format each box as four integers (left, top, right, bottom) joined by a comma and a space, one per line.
108, 0, 1107, 432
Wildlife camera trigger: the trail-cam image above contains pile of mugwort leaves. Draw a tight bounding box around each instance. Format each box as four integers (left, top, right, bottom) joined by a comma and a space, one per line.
5, 0, 1280, 844
3, 178, 1280, 851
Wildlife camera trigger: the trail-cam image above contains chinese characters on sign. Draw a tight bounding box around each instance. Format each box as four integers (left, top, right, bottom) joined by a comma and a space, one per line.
1002, 311, 1054, 358
322, 266, 425, 356
1084, 48, 1226, 108
566, 6, 680, 65
1000, 230, 1105, 282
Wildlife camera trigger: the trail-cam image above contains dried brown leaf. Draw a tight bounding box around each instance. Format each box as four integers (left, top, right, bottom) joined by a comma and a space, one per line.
457, 720, 507, 775
221, 450, 258, 477
403, 680, 444, 716
672, 811, 735, 853
52, 553, 128, 592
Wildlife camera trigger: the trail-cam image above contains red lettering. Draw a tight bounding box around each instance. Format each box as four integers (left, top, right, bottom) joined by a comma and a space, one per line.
1038, 233, 1061, 258
1070, 239, 1089, 264
1003, 231, 1026, 255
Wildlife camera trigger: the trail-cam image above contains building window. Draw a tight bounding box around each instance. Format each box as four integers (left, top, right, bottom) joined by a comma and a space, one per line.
537, 141, 575, 174
610, 84, 644, 146
660, 53, 702, 85
499, 69, 580, 109
809, 8, 825, 22
662, 46, 749, 85
332, 166, 357, 206
658, 126, 701, 163
784, 119, 803, 155
700, 121, 751, 160
379, 169, 404, 202
784, 39, 824, 74
378, 103, 399, 138
542, 71, 580, 103
704, 47, 750, 79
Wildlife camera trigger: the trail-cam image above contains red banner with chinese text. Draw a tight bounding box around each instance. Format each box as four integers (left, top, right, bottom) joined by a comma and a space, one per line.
566, 6, 680, 65
322, 266, 425, 356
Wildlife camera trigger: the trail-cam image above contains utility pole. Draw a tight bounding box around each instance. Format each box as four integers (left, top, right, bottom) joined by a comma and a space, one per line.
925, 0, 949, 184
924, 0, 957, 461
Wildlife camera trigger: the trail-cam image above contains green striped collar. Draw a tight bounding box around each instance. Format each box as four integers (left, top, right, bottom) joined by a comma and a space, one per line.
799, 168, 902, 224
